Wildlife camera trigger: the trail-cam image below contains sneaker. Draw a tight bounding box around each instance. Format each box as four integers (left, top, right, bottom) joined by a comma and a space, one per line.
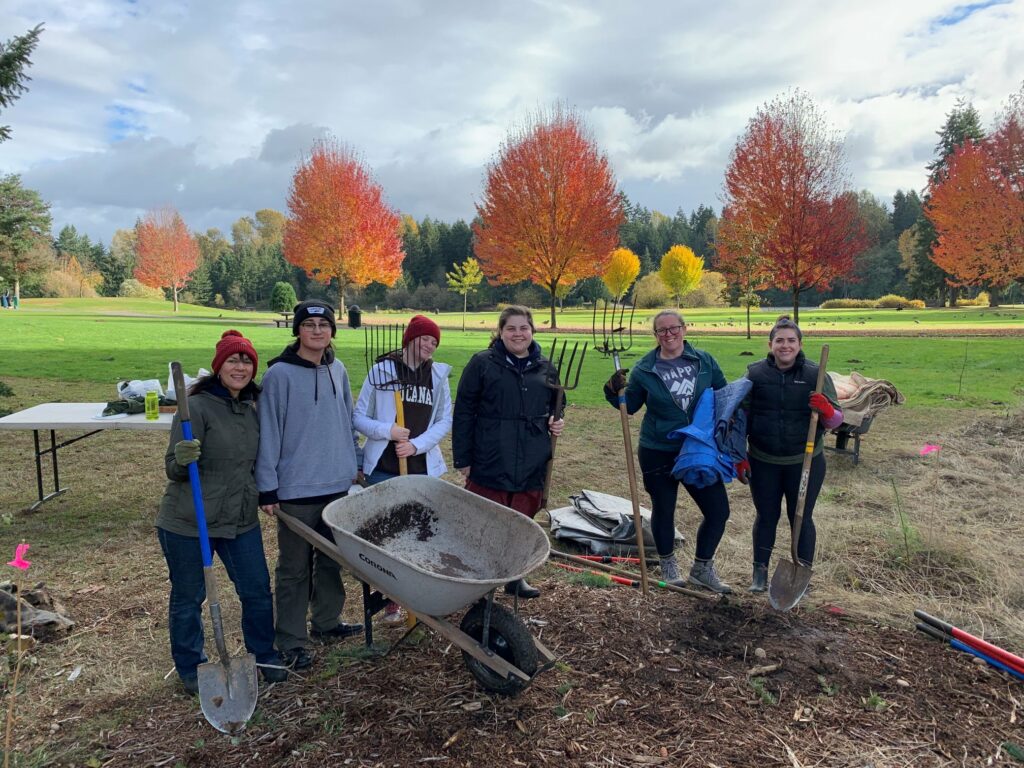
179, 674, 199, 696
688, 558, 733, 594
383, 602, 403, 623
310, 622, 364, 644
260, 660, 290, 683
281, 647, 314, 670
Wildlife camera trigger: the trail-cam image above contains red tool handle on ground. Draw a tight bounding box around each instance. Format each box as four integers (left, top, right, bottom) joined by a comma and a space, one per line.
577, 555, 642, 564
914, 609, 1024, 675
553, 561, 639, 588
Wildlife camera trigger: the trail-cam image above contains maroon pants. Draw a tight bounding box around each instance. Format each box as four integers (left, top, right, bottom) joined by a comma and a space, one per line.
465, 479, 543, 519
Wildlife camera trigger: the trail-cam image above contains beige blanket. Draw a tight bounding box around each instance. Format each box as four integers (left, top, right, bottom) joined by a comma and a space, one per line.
827, 371, 905, 427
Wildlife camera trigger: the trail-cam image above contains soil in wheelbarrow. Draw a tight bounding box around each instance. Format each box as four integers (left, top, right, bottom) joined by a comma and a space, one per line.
354, 501, 439, 546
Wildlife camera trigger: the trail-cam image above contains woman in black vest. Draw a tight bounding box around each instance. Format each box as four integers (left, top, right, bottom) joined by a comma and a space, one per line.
452, 305, 564, 599
739, 316, 844, 593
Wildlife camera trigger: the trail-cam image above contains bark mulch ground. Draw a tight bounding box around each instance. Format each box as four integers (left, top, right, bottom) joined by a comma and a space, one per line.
46, 573, 1023, 768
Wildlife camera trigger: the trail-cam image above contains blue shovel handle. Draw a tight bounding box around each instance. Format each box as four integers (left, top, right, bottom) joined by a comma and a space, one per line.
171, 362, 213, 568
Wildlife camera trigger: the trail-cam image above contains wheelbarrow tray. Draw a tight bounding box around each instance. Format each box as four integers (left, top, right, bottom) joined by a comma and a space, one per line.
322, 475, 550, 617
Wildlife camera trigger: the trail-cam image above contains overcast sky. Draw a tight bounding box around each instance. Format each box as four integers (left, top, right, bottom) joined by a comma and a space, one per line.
2, 0, 1022, 246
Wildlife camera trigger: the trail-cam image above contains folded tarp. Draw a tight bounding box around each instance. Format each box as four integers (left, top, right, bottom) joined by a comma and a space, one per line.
548, 489, 683, 556
828, 371, 905, 427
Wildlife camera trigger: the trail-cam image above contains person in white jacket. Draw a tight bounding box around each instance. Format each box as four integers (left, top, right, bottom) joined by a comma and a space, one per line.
354, 315, 453, 620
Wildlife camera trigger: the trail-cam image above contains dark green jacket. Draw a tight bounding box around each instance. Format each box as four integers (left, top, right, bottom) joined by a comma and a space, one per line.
157, 389, 260, 539
604, 342, 727, 452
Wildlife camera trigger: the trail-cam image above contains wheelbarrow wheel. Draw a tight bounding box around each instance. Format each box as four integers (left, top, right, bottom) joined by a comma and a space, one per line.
459, 600, 538, 696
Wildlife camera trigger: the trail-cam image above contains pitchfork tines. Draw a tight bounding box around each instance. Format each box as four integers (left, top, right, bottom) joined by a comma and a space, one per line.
592, 296, 637, 369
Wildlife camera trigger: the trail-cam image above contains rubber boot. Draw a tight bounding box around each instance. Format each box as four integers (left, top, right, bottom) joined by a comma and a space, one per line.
504, 578, 540, 599
687, 558, 733, 594
749, 563, 768, 593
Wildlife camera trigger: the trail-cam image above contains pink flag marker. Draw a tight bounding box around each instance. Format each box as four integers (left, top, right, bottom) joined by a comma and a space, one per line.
919, 444, 941, 456
7, 543, 31, 570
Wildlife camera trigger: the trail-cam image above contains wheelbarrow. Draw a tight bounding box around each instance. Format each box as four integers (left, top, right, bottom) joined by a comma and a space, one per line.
275, 475, 554, 696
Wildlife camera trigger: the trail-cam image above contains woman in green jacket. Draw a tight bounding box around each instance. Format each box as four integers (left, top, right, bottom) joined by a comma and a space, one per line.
157, 330, 287, 695
604, 310, 732, 592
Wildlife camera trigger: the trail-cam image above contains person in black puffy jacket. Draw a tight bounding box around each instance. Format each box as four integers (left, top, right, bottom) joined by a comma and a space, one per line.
452, 306, 564, 599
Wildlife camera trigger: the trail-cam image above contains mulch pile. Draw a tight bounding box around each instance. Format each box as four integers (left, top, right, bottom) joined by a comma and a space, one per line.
49, 574, 1022, 767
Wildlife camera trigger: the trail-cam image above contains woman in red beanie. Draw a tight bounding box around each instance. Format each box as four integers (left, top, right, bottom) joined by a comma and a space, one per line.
354, 314, 452, 621
157, 330, 288, 694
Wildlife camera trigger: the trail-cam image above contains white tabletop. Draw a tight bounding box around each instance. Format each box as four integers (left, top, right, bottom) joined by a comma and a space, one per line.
0, 403, 174, 431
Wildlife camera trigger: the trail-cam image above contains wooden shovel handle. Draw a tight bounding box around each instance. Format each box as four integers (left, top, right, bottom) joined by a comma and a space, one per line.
394, 390, 407, 476
791, 345, 830, 565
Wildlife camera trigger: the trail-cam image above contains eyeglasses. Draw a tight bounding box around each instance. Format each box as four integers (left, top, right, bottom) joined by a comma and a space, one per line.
654, 325, 684, 337
300, 321, 332, 331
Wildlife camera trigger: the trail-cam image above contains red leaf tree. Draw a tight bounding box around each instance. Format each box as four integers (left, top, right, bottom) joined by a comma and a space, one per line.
133, 207, 199, 312
927, 139, 1024, 295
716, 205, 774, 338
474, 105, 624, 329
721, 91, 868, 323
285, 138, 403, 315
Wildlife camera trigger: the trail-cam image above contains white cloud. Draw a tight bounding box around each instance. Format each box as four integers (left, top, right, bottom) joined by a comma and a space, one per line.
0, 0, 1021, 242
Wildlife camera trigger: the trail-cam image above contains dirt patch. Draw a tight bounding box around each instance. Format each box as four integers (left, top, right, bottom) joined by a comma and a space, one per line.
354, 501, 439, 546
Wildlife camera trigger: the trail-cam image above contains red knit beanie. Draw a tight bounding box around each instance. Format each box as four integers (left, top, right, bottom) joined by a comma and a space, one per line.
402, 315, 441, 348
211, 330, 258, 372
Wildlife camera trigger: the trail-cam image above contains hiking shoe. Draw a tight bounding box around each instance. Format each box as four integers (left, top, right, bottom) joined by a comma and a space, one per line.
659, 555, 682, 583
310, 622, 364, 644
260, 661, 290, 683
281, 647, 314, 670
504, 578, 540, 599
688, 558, 733, 594
179, 674, 199, 696
749, 563, 769, 593
383, 601, 403, 623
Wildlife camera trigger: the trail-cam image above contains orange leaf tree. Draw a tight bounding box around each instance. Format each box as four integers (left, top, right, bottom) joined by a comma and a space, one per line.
927, 139, 1024, 294
133, 207, 199, 312
474, 106, 624, 329
722, 91, 868, 323
284, 138, 403, 315
602, 247, 640, 300
716, 205, 774, 338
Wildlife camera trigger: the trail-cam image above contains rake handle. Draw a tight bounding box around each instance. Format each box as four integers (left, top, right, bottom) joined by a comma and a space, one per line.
790, 345, 829, 566
612, 352, 649, 594
540, 387, 565, 510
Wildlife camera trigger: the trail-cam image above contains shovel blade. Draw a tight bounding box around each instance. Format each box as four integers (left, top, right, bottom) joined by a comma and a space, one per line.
768, 559, 812, 612
197, 654, 258, 735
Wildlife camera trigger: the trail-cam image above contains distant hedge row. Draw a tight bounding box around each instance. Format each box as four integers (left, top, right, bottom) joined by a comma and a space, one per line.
820, 295, 926, 310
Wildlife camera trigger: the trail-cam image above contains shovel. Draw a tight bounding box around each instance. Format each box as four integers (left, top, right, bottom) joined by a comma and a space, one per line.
171, 362, 258, 734
768, 345, 829, 612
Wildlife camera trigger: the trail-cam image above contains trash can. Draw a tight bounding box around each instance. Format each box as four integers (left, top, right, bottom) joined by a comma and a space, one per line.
347, 305, 362, 329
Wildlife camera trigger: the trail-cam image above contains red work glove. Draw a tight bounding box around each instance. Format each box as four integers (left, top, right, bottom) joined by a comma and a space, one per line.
809, 392, 835, 420
734, 459, 751, 484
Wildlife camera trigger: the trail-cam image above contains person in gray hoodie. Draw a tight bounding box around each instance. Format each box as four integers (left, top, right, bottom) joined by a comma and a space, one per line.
256, 300, 363, 670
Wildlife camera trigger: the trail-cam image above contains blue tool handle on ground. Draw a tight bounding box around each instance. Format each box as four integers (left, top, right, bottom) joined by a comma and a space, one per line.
951, 638, 1024, 681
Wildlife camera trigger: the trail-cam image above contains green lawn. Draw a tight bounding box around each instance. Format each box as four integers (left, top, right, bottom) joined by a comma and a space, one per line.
2, 299, 1022, 409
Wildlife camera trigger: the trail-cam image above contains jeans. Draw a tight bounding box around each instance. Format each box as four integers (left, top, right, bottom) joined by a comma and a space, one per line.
749, 453, 826, 567
274, 499, 347, 651
157, 525, 277, 680
637, 445, 731, 560
366, 467, 398, 486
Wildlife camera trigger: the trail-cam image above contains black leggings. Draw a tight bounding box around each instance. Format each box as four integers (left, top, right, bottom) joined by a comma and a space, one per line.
749, 453, 826, 567
637, 446, 731, 560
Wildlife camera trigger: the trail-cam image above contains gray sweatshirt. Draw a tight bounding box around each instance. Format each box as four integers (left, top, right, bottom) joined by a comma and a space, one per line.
255, 343, 362, 503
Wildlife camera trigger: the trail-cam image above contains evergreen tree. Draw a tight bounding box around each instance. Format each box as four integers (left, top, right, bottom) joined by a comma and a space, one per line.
0, 24, 43, 142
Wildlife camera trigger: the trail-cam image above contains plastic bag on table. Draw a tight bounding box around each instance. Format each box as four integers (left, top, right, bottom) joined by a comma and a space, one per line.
116, 379, 164, 400
164, 363, 210, 403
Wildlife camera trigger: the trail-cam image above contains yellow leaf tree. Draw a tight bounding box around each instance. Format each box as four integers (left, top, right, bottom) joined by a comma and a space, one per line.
445, 256, 485, 331
659, 245, 704, 308
602, 247, 640, 300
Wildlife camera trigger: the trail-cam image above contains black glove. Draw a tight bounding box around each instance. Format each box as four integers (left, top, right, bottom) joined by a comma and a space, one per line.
605, 368, 629, 395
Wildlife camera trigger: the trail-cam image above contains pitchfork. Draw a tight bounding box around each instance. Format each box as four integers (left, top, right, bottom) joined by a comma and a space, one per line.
594, 296, 649, 594
363, 323, 410, 476
540, 337, 587, 513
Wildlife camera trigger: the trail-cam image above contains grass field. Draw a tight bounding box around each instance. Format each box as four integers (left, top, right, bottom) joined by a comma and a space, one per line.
1, 298, 1022, 765
2, 299, 1023, 409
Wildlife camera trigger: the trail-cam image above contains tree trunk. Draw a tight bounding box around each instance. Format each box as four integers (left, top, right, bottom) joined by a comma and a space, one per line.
173, 286, 179, 313
14, 278, 20, 303
746, 302, 752, 340
792, 288, 801, 326
988, 286, 1001, 307
549, 282, 558, 330
338, 286, 346, 319
462, 293, 467, 332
